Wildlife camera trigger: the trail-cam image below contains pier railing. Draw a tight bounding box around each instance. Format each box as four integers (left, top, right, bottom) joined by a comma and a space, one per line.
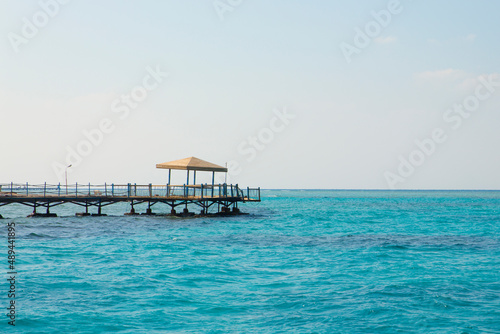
0, 183, 261, 201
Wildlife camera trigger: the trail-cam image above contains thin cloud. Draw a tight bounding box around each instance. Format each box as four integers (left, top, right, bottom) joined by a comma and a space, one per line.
416, 69, 468, 81
427, 38, 440, 45
416, 69, 500, 95
375, 36, 397, 44
458, 73, 500, 91
428, 34, 476, 45
465, 33, 476, 42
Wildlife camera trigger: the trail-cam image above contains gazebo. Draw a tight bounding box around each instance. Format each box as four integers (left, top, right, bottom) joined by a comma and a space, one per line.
156, 157, 227, 186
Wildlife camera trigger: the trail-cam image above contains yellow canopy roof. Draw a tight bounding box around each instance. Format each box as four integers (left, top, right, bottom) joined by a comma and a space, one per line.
156, 157, 227, 172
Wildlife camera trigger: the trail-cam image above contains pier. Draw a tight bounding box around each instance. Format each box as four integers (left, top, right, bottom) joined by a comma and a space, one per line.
0, 157, 261, 218
0, 183, 260, 218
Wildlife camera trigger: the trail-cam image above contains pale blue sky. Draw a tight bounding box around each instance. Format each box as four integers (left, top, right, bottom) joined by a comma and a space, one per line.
1, 1, 499, 189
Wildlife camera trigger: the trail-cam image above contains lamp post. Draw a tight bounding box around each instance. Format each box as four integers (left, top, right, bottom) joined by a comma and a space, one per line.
224, 162, 227, 184
65, 164, 72, 195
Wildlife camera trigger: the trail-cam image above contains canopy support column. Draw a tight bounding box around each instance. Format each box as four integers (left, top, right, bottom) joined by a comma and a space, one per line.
212, 171, 215, 197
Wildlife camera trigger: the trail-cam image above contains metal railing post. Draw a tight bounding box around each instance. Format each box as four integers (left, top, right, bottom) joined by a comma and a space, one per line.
44, 182, 47, 197
76, 183, 78, 197
149, 184, 152, 197
26, 182, 29, 196
112, 184, 115, 197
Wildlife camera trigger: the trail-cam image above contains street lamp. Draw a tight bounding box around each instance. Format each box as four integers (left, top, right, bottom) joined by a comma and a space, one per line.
224, 162, 228, 184
65, 164, 72, 195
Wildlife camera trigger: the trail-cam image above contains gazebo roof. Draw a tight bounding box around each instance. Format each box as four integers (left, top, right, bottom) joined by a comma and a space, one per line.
156, 157, 227, 172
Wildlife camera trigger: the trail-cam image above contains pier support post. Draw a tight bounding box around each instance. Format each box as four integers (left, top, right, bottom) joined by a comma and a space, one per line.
44, 204, 57, 217
28, 202, 38, 217
170, 201, 176, 215
200, 202, 208, 215
28, 202, 56, 217
125, 207, 136, 215
142, 202, 155, 216
76, 201, 91, 217
92, 202, 107, 217
125, 201, 139, 216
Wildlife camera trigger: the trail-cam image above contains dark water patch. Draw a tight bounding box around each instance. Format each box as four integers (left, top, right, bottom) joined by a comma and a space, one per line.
24, 232, 55, 239
190, 233, 500, 252
332, 234, 500, 251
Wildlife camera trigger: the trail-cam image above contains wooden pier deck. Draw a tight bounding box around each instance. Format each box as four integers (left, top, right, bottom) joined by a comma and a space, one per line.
0, 183, 261, 218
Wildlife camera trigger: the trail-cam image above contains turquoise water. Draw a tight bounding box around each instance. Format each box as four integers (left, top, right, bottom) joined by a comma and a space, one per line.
1, 190, 500, 333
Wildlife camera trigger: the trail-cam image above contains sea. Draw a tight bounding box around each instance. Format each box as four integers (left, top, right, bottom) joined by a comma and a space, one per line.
1, 190, 499, 333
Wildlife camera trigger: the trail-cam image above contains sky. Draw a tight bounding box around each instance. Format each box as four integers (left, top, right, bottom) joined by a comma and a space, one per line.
0, 0, 499, 189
